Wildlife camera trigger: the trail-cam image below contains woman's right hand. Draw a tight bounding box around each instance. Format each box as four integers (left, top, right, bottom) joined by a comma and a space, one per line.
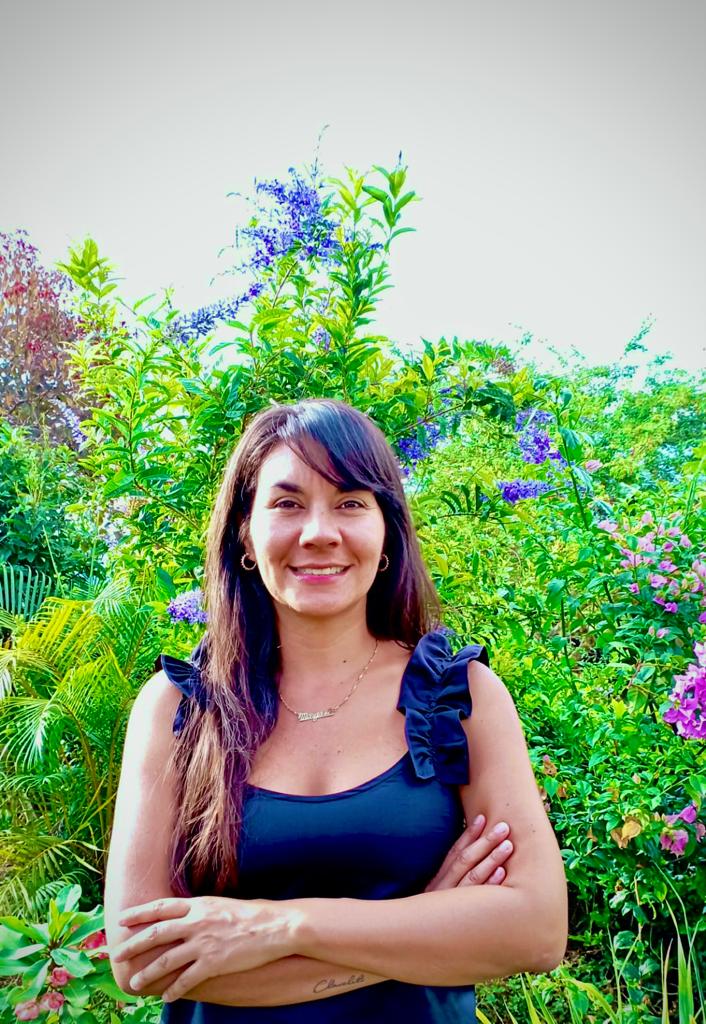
424, 815, 513, 891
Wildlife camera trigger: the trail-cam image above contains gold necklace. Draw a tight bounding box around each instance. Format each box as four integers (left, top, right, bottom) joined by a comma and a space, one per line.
278, 640, 380, 722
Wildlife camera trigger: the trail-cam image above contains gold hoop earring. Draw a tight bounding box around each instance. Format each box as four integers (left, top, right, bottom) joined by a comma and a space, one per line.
378, 554, 389, 572
240, 553, 257, 571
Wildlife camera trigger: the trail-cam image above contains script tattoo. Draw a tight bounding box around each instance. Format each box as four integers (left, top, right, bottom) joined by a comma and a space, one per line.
312, 973, 367, 994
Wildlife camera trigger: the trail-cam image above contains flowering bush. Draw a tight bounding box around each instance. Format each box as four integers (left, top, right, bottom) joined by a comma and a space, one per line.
2, 154, 705, 1019
0, 885, 159, 1024
0, 232, 82, 447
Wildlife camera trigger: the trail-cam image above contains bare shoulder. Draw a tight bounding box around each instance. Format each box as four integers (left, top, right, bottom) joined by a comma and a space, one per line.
124, 670, 183, 764
460, 657, 543, 822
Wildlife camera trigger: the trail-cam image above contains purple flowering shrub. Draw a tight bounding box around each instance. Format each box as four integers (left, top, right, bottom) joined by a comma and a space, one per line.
595, 512, 706, 739
422, 379, 706, 974
166, 588, 208, 626
495, 407, 569, 504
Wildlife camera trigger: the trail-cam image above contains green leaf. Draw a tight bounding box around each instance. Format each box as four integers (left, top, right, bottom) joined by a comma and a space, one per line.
21, 959, 50, 1001
156, 568, 177, 598
0, 919, 48, 944
361, 185, 389, 204
63, 978, 91, 1007
92, 974, 133, 1001
51, 948, 94, 978
394, 190, 416, 214
103, 470, 137, 499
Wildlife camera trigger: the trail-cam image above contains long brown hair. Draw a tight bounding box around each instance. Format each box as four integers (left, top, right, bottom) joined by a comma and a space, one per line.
168, 398, 442, 895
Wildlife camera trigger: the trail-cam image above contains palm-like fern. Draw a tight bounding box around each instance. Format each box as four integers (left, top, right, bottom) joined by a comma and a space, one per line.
0, 577, 162, 916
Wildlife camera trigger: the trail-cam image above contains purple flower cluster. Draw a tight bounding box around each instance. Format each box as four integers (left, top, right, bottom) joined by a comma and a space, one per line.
496, 479, 551, 504
515, 409, 567, 468
495, 409, 568, 504
57, 402, 87, 447
167, 588, 208, 626
398, 418, 444, 477
239, 167, 340, 272
663, 641, 706, 740
515, 409, 553, 432
660, 801, 705, 856
311, 326, 331, 351
171, 282, 264, 345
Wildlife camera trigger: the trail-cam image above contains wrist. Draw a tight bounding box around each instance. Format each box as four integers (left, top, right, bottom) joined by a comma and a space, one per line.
284, 898, 322, 958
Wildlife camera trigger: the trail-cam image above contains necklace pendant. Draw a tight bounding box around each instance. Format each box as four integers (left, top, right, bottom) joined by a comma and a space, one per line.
297, 709, 334, 722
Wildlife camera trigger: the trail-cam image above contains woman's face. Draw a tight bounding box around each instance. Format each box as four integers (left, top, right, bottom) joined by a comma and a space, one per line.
245, 443, 387, 622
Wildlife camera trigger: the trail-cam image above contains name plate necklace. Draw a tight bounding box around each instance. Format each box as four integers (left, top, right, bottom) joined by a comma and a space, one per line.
278, 639, 380, 722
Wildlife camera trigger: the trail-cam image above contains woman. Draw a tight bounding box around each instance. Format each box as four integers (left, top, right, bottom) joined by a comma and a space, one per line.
105, 398, 568, 1022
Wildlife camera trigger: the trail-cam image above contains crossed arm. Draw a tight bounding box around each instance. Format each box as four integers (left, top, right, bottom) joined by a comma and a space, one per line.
106, 662, 568, 1008
111, 812, 519, 1007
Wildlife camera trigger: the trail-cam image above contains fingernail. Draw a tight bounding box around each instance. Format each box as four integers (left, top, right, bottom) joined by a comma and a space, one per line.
491, 821, 509, 837
472, 815, 483, 826
499, 839, 512, 852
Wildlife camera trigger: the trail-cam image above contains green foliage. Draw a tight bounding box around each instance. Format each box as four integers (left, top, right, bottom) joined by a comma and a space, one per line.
0, 580, 164, 916
0, 883, 161, 1024
1, 154, 705, 1021
0, 423, 103, 581
478, 901, 704, 1022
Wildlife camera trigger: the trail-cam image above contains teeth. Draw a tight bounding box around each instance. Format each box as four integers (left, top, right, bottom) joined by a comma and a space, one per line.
295, 567, 346, 575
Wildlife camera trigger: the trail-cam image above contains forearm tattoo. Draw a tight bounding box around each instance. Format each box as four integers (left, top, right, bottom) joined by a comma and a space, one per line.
312, 972, 367, 994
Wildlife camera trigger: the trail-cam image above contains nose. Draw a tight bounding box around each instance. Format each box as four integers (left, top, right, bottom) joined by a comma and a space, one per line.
298, 505, 342, 545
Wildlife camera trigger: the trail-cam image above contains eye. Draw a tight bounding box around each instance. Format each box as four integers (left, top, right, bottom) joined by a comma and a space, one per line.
273, 499, 299, 509
340, 499, 365, 509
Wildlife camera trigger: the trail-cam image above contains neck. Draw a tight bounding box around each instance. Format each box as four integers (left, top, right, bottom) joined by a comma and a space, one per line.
275, 614, 377, 696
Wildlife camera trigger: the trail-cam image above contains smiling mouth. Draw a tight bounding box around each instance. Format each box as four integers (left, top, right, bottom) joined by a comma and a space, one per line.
289, 566, 350, 577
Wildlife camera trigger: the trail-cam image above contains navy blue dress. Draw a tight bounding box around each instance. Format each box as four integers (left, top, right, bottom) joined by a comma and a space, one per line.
160, 629, 489, 1023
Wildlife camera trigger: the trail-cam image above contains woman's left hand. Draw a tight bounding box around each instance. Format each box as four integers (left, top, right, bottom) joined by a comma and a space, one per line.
112, 896, 304, 1002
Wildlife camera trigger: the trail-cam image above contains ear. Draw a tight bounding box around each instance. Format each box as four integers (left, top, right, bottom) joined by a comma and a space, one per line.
239, 518, 252, 555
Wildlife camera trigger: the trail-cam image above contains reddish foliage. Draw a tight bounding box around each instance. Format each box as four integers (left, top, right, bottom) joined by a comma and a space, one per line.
0, 230, 83, 444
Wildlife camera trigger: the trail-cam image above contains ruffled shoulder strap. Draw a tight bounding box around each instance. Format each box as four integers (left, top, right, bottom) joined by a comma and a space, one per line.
161, 639, 208, 735
397, 630, 490, 785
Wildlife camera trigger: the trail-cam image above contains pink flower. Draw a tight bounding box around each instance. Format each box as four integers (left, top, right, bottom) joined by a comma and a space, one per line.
679, 803, 698, 824
638, 537, 656, 552
663, 541, 675, 552
597, 519, 619, 534
697, 823, 705, 842
693, 560, 706, 581
666, 527, 681, 538
641, 512, 654, 526
49, 968, 71, 987
39, 992, 65, 1012
656, 628, 668, 639
14, 1002, 40, 1021
681, 535, 693, 548
664, 602, 678, 613
649, 574, 668, 588
658, 560, 677, 572
585, 460, 602, 472
666, 803, 698, 825
628, 582, 640, 594
81, 929, 106, 951
654, 595, 667, 607
699, 612, 706, 624
660, 828, 689, 857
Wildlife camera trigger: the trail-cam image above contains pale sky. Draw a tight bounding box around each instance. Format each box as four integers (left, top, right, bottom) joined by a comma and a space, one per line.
2, 0, 705, 375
